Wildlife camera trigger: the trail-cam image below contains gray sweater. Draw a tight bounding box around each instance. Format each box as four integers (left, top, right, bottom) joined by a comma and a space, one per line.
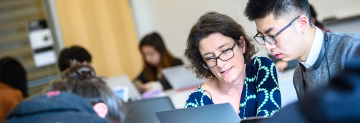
293, 31, 360, 98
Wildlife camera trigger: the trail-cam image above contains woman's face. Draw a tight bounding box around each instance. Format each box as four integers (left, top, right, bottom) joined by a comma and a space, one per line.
141, 45, 161, 66
198, 33, 246, 83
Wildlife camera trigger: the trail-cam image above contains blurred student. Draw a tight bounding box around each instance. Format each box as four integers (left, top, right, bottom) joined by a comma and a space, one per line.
54, 45, 92, 81
58, 46, 92, 72
0, 57, 28, 121
244, 0, 360, 98
45, 63, 125, 123
184, 12, 281, 119
135, 32, 183, 93
4, 91, 111, 123
309, 4, 330, 32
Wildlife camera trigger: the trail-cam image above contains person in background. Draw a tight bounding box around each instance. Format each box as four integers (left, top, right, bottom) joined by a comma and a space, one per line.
0, 57, 28, 121
309, 4, 330, 32
50, 45, 92, 83
184, 12, 281, 119
244, 0, 360, 98
45, 63, 126, 123
4, 91, 111, 123
58, 45, 92, 72
135, 32, 183, 93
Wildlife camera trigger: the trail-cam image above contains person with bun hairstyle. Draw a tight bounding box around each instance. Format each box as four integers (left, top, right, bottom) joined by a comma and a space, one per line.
45, 63, 126, 123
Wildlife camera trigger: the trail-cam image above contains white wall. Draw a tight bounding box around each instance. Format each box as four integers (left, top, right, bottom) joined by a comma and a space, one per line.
130, 0, 360, 64
309, 0, 360, 21
130, 0, 266, 64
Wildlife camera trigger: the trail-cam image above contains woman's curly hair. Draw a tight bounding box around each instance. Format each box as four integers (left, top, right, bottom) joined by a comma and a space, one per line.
184, 12, 257, 79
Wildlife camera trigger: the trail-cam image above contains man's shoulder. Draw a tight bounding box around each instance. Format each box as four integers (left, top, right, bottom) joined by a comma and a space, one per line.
327, 31, 360, 44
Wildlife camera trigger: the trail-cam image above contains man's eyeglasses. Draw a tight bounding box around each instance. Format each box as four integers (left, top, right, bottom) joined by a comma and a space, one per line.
202, 41, 237, 69
253, 16, 301, 45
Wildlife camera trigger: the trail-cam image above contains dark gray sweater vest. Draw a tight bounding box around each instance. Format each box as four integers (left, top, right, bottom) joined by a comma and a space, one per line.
293, 31, 360, 98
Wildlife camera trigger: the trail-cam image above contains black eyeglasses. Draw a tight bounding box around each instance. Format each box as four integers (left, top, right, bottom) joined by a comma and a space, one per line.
202, 41, 237, 69
253, 16, 301, 45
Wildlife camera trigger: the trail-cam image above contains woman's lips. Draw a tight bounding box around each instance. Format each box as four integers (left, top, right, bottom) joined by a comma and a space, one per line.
220, 67, 232, 75
275, 54, 283, 59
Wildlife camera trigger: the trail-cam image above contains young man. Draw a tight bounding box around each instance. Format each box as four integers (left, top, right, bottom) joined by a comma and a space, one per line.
244, 0, 360, 98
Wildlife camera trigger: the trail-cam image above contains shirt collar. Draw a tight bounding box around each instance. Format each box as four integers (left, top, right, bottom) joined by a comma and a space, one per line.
298, 27, 324, 68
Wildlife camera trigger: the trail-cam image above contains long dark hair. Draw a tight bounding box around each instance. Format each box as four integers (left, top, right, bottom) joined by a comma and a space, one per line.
139, 32, 176, 81
0, 57, 28, 98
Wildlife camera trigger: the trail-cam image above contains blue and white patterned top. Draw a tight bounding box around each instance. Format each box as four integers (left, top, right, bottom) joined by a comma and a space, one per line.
184, 56, 281, 119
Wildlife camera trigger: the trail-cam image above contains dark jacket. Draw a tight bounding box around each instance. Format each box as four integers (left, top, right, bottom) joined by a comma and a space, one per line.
3, 91, 110, 123
136, 58, 183, 90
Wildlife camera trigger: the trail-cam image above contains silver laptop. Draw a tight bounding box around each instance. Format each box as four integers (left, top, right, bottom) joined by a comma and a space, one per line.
105, 75, 141, 101
161, 65, 205, 90
155, 103, 241, 123
125, 96, 175, 123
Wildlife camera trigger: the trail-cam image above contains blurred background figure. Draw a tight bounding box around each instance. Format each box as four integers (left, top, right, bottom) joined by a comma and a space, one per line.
0, 57, 28, 122
4, 91, 111, 123
5, 63, 126, 123
135, 32, 183, 94
58, 45, 92, 72
56, 45, 92, 81
310, 4, 330, 32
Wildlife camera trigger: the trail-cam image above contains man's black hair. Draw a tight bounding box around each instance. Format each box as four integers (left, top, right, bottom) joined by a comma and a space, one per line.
58, 46, 92, 72
244, 0, 313, 26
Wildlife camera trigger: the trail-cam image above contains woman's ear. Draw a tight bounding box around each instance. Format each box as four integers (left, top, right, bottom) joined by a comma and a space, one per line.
93, 102, 108, 118
239, 36, 246, 54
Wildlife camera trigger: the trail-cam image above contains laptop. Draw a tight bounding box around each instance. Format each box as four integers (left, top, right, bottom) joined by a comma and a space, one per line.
161, 65, 205, 90
155, 103, 241, 123
105, 75, 141, 102
125, 96, 175, 123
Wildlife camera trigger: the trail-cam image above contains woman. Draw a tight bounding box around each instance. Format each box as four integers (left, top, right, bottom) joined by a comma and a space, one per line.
135, 32, 183, 93
184, 12, 281, 119
0, 57, 28, 121
45, 63, 126, 123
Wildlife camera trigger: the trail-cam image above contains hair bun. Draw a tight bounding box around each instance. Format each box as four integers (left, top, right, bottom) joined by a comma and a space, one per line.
65, 64, 96, 80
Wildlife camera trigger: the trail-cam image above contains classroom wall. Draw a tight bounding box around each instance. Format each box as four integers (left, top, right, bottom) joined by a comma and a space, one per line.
130, 0, 360, 64
54, 0, 142, 79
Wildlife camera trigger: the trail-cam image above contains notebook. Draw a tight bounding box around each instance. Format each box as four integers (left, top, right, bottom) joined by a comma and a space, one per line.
105, 75, 141, 102
125, 96, 175, 123
161, 65, 205, 90
155, 103, 241, 123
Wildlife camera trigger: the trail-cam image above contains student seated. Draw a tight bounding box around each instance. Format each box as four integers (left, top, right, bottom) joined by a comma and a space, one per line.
134, 32, 183, 93
56, 45, 92, 80
44, 63, 125, 123
4, 91, 111, 123
184, 12, 281, 119
244, 0, 360, 98
0, 57, 28, 122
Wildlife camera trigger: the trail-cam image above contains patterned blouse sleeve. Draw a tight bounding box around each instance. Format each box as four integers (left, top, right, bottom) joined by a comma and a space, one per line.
184, 95, 197, 108
254, 57, 281, 117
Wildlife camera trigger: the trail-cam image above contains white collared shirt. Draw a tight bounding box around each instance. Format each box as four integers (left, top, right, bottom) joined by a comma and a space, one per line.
298, 27, 324, 68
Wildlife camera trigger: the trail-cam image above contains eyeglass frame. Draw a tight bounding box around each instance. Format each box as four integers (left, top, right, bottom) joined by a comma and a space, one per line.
253, 15, 305, 45
202, 41, 237, 69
